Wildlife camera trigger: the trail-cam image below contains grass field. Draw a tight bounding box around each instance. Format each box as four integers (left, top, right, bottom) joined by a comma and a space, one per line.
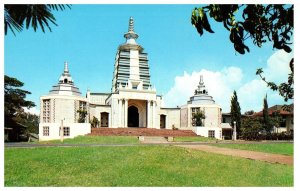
38, 135, 139, 144
5, 145, 293, 186
213, 143, 293, 156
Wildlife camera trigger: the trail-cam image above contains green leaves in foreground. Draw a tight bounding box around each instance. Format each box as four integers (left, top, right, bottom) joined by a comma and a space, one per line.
191, 7, 214, 36
191, 5, 293, 55
4, 4, 71, 35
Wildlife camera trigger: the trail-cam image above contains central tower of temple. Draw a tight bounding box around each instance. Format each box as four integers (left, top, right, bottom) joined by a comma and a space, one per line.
111, 17, 151, 92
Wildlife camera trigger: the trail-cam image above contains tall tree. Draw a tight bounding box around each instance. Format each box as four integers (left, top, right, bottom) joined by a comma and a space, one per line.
230, 90, 242, 135
14, 112, 39, 134
4, 75, 35, 119
4, 75, 36, 140
262, 94, 272, 134
191, 4, 293, 102
4, 4, 71, 35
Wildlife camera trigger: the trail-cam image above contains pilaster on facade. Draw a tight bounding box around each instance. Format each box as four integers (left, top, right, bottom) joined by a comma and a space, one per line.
147, 100, 151, 128
152, 101, 156, 128
124, 99, 128, 127
118, 99, 122, 127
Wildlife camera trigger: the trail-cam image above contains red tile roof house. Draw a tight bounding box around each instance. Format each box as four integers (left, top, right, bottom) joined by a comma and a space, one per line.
253, 104, 294, 133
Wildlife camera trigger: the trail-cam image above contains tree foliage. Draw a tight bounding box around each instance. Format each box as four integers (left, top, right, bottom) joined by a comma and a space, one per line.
4, 4, 71, 35
240, 117, 263, 140
230, 90, 241, 135
262, 94, 272, 133
193, 110, 206, 126
90, 116, 100, 128
191, 4, 294, 102
77, 109, 87, 123
4, 75, 37, 140
4, 75, 36, 118
256, 58, 293, 102
244, 110, 254, 115
14, 112, 39, 134
241, 116, 291, 140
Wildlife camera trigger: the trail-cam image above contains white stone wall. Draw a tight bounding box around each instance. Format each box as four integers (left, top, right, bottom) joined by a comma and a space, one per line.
203, 107, 221, 127
89, 94, 109, 105
54, 98, 75, 123
159, 108, 181, 129
180, 104, 221, 129
129, 50, 140, 80
39, 122, 91, 141
40, 95, 88, 123
39, 95, 89, 138
193, 127, 222, 140
180, 107, 188, 127
89, 105, 111, 127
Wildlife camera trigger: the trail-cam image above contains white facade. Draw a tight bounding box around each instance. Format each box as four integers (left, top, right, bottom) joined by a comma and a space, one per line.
39, 17, 225, 140
180, 75, 223, 139
39, 62, 91, 141
39, 123, 90, 141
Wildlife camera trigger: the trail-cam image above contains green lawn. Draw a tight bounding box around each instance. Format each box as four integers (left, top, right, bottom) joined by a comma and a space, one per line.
38, 135, 139, 144
174, 136, 217, 142
213, 143, 293, 156
5, 145, 293, 186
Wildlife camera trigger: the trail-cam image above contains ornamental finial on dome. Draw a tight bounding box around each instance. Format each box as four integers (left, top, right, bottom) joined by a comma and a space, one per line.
128, 16, 134, 32
124, 17, 139, 42
200, 75, 203, 84
195, 75, 208, 95
64, 61, 69, 73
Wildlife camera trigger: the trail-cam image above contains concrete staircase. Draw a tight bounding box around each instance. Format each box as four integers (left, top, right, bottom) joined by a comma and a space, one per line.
88, 127, 197, 137
140, 136, 168, 143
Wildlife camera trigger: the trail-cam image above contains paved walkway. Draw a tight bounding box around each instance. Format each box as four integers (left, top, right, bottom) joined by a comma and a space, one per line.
176, 144, 293, 166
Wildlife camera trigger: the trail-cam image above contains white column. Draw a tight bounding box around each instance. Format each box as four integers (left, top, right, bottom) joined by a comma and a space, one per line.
187, 106, 191, 128
147, 100, 150, 128
152, 101, 156, 128
118, 99, 122, 127
124, 99, 128, 127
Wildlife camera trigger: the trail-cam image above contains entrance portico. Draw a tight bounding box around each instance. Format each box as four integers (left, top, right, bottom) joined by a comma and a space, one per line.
113, 98, 157, 128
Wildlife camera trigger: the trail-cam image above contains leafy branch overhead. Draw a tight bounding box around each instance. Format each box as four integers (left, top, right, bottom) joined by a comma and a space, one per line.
4, 4, 71, 35
191, 4, 293, 54
256, 58, 294, 102
191, 4, 293, 102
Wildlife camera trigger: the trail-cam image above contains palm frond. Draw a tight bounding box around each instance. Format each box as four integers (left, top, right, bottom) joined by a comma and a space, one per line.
4, 4, 70, 35
47, 4, 72, 11
4, 6, 23, 35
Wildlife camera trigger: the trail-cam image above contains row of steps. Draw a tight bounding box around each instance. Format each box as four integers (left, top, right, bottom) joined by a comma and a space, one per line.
141, 136, 169, 143
88, 127, 197, 137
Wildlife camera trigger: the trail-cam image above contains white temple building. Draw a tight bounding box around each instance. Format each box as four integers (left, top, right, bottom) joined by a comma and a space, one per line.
180, 76, 222, 139
38, 61, 90, 141
39, 17, 225, 141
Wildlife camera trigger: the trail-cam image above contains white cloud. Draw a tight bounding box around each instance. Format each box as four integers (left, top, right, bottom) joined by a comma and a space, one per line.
23, 107, 40, 115
237, 79, 267, 112
163, 67, 243, 112
264, 50, 293, 83
164, 50, 293, 113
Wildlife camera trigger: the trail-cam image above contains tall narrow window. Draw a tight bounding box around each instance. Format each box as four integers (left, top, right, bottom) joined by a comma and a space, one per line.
43, 99, 50, 123
43, 126, 49, 136
208, 130, 215, 138
59, 127, 70, 136
79, 101, 87, 111
64, 127, 70, 136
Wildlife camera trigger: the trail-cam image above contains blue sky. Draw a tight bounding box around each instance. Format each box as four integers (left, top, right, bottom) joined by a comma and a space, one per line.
4, 4, 293, 114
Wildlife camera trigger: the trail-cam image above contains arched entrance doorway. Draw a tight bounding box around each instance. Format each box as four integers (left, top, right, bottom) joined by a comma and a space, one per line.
100, 112, 109, 127
128, 106, 139, 127
160, 115, 166, 129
